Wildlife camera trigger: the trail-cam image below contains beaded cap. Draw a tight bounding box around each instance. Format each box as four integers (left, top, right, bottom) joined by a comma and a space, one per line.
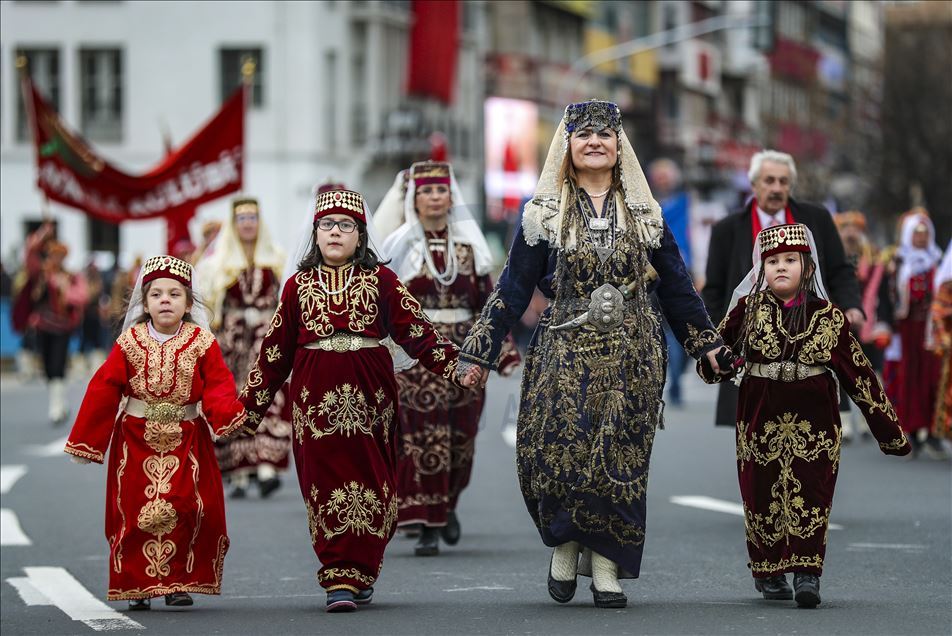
314, 189, 366, 224
142, 254, 193, 287
759, 223, 811, 260
563, 99, 623, 137
411, 161, 451, 187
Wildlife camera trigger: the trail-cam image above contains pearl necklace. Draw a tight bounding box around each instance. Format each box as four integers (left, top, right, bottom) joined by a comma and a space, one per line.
586, 186, 611, 199
317, 264, 356, 296
422, 229, 459, 287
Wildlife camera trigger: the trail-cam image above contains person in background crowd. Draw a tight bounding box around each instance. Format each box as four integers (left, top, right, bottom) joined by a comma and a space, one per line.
18, 222, 87, 424
879, 210, 947, 460
649, 158, 692, 407
197, 196, 291, 499
834, 211, 889, 441
702, 150, 862, 428
78, 257, 108, 372
929, 240, 952, 440
190, 220, 222, 264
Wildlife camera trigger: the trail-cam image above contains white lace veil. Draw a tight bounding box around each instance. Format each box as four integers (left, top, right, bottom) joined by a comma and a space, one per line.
122, 259, 212, 334
727, 223, 829, 314
373, 169, 409, 240
282, 185, 415, 372
381, 162, 495, 283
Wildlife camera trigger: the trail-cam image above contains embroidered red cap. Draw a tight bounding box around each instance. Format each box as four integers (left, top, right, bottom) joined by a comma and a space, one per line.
142, 254, 193, 288
314, 189, 366, 224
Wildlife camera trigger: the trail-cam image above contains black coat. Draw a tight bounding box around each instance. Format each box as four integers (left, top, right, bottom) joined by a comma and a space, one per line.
701, 198, 862, 426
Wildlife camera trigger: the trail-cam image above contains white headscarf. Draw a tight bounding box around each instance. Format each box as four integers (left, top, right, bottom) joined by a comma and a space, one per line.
195, 198, 286, 329
895, 212, 942, 319
727, 223, 829, 315
373, 169, 409, 240
380, 162, 495, 284
936, 239, 952, 293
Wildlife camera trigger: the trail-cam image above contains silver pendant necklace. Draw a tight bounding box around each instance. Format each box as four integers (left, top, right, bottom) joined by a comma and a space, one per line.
580, 190, 615, 268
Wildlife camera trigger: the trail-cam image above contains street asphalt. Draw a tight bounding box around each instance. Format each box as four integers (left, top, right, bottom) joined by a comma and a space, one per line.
1, 369, 950, 635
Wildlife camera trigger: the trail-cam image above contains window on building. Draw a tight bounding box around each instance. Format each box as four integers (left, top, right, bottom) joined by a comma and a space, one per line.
324, 51, 337, 150
219, 48, 264, 107
351, 24, 368, 144
87, 217, 119, 253
15, 48, 60, 142
80, 48, 123, 142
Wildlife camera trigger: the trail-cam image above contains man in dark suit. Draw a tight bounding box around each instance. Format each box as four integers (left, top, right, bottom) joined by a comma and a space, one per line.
702, 150, 863, 427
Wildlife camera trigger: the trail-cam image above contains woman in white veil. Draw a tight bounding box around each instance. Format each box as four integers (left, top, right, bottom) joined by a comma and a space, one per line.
377, 161, 521, 557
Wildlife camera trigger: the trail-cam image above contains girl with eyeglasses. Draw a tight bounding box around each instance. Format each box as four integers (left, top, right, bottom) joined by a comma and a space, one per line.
237, 188, 477, 612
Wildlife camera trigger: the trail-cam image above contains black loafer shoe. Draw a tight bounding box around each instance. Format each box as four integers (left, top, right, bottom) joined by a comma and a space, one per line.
414, 526, 440, 556
547, 554, 577, 603
440, 511, 461, 545
793, 572, 821, 608
128, 598, 151, 611
164, 592, 193, 607
590, 582, 627, 609
754, 575, 793, 600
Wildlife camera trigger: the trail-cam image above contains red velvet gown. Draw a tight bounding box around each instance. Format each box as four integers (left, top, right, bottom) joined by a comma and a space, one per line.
395, 231, 521, 526
64, 322, 246, 600
932, 281, 952, 438
700, 293, 911, 578
239, 263, 460, 593
214, 268, 292, 477
881, 269, 941, 434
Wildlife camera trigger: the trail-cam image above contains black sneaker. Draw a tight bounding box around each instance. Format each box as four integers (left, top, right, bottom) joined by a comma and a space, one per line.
326, 589, 357, 612
793, 572, 821, 608
354, 587, 374, 605
754, 575, 793, 600
259, 476, 282, 498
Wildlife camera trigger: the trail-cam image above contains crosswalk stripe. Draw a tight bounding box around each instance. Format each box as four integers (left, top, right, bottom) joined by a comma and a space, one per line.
1, 508, 32, 545
669, 495, 844, 531
20, 567, 145, 631
1, 465, 28, 494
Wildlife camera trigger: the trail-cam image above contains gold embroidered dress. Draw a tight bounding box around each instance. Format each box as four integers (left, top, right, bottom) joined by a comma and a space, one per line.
700, 293, 911, 577
65, 322, 246, 600
239, 263, 460, 593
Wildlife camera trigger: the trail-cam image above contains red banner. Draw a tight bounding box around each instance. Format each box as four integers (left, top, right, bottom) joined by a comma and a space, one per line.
22, 75, 244, 223
406, 0, 459, 104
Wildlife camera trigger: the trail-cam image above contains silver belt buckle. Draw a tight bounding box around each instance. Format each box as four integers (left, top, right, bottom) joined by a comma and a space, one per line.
780, 361, 798, 382
144, 402, 184, 423
588, 283, 625, 332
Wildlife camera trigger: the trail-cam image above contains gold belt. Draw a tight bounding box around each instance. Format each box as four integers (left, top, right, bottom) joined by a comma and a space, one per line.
304, 333, 381, 353
124, 397, 200, 423
747, 361, 827, 382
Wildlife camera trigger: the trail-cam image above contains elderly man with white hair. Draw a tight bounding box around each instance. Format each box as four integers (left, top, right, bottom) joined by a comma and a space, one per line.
701, 150, 863, 432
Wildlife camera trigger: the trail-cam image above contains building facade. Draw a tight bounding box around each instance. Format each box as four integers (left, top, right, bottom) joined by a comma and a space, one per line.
0, 0, 486, 269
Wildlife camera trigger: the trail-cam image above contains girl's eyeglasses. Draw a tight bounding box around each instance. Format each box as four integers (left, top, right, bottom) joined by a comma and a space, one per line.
317, 219, 357, 233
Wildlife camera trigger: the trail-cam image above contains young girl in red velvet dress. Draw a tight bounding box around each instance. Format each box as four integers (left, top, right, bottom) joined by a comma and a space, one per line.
65, 255, 246, 611
699, 223, 911, 608
238, 189, 475, 612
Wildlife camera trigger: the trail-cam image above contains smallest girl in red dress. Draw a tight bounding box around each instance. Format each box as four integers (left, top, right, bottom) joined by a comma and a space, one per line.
65, 255, 247, 611
699, 224, 911, 608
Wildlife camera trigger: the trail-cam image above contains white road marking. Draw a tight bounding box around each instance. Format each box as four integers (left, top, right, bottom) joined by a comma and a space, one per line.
25, 436, 70, 457
669, 495, 844, 531
17, 567, 144, 631
444, 585, 514, 592
7, 576, 51, 605
1, 465, 28, 493
501, 425, 517, 449
1, 509, 32, 545
846, 542, 926, 551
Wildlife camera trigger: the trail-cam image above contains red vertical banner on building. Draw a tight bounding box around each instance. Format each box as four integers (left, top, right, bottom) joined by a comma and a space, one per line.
406, 0, 460, 104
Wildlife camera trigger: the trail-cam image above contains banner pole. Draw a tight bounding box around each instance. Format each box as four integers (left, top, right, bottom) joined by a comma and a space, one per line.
17, 55, 51, 222
240, 56, 255, 190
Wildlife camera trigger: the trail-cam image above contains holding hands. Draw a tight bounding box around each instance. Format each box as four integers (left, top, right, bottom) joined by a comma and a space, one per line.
457, 361, 489, 388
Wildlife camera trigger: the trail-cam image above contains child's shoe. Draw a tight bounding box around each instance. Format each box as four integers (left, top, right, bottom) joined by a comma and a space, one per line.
355, 587, 374, 605
326, 589, 357, 612
164, 592, 193, 606
793, 572, 821, 608
128, 598, 151, 611
754, 574, 793, 600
